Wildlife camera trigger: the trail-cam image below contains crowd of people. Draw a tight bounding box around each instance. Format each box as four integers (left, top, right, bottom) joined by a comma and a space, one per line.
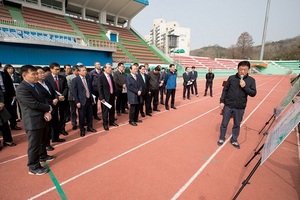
0, 60, 256, 175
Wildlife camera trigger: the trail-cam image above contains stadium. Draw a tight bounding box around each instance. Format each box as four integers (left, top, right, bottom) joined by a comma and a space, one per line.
0, 0, 300, 199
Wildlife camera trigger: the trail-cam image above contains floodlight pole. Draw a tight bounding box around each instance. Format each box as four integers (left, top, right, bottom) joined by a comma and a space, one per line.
259, 0, 271, 60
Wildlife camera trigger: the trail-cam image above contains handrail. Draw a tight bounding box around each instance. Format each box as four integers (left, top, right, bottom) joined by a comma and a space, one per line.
87, 38, 117, 49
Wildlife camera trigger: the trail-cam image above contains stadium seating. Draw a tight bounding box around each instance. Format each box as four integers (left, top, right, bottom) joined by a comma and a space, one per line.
71, 17, 102, 37
22, 7, 75, 34
215, 58, 241, 69
0, 5, 14, 23
121, 42, 163, 64
1, 5, 166, 65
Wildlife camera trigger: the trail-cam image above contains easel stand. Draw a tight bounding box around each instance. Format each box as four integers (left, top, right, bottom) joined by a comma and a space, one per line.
245, 144, 264, 167
232, 158, 262, 200
253, 113, 276, 152
232, 111, 276, 199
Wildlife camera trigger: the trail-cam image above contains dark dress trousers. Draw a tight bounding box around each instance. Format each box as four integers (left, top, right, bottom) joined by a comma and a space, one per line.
72, 75, 93, 132
126, 74, 143, 122
98, 73, 116, 126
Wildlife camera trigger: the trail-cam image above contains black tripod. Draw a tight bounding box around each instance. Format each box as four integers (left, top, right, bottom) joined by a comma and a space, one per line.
253, 113, 276, 152
232, 110, 276, 199
232, 157, 262, 200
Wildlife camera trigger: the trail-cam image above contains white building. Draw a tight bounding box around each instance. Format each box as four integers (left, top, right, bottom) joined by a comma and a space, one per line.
145, 18, 190, 55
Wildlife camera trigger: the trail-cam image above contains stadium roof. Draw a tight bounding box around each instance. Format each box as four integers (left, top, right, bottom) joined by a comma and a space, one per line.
66, 0, 149, 26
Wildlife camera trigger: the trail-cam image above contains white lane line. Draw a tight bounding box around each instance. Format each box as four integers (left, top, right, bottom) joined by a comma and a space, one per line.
170, 75, 285, 200
28, 75, 282, 199
1, 75, 279, 165
28, 106, 220, 200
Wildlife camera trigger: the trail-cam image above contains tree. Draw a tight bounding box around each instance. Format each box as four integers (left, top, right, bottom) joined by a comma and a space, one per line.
235, 32, 254, 59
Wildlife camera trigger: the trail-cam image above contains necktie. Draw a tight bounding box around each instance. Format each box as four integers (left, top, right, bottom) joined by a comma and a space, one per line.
33, 84, 39, 95
107, 75, 113, 94
82, 78, 90, 98
55, 75, 60, 92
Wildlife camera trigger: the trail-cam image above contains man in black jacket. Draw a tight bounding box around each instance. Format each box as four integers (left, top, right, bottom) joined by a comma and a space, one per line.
89, 61, 102, 120
217, 61, 256, 149
204, 68, 214, 97
113, 62, 128, 116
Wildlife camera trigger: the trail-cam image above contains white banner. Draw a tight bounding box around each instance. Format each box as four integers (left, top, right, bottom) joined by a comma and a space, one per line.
261, 100, 300, 164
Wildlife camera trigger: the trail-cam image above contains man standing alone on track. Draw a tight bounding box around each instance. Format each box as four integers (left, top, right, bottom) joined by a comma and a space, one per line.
217, 61, 257, 149
204, 68, 214, 97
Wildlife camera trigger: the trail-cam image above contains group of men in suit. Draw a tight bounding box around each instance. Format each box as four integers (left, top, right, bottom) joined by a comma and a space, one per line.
15, 62, 179, 175
182, 66, 199, 100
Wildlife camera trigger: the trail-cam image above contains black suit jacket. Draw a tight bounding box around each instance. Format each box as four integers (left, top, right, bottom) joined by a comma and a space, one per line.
183, 72, 191, 86
45, 74, 68, 98
0, 71, 16, 102
98, 73, 116, 102
137, 72, 149, 95
126, 74, 143, 105
16, 81, 51, 131
72, 75, 93, 106
36, 81, 57, 106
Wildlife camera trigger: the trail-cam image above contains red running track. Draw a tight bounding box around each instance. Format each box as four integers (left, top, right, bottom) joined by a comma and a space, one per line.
0, 74, 299, 199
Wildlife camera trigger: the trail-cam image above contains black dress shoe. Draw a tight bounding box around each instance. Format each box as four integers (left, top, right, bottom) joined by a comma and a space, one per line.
11, 126, 22, 130
87, 128, 97, 132
109, 122, 119, 127
122, 111, 128, 114
129, 121, 138, 126
80, 130, 85, 137
3, 142, 17, 147
153, 109, 160, 112
103, 125, 109, 131
28, 167, 48, 175
165, 106, 170, 110
135, 119, 142, 123
72, 125, 78, 130
160, 102, 165, 105
61, 130, 68, 136
171, 106, 177, 109
141, 113, 145, 117
46, 145, 55, 151
40, 155, 56, 162
117, 112, 121, 116
94, 116, 101, 120
146, 113, 152, 117
52, 138, 66, 142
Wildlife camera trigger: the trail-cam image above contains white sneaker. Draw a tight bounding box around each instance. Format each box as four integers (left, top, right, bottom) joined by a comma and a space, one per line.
217, 139, 225, 146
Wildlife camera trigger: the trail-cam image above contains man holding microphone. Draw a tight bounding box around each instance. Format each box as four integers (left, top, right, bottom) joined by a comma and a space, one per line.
217, 61, 257, 149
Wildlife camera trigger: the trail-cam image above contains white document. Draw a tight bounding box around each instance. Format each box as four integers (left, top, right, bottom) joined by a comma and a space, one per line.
55, 90, 62, 96
92, 94, 96, 104
101, 101, 112, 109
11, 98, 16, 105
122, 88, 127, 93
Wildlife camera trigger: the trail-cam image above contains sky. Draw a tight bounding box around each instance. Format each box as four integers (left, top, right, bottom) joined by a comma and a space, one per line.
131, 0, 300, 50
